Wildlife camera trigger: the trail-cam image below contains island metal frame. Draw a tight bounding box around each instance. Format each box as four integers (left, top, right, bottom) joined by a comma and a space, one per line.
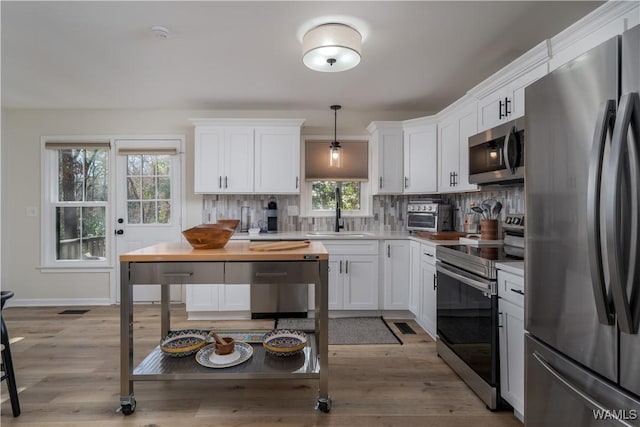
119, 256, 330, 414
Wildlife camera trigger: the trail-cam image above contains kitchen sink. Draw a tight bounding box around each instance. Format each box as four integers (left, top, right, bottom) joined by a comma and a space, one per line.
305, 231, 372, 237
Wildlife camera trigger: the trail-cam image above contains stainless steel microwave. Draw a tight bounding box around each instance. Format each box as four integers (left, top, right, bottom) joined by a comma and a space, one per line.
468, 117, 525, 185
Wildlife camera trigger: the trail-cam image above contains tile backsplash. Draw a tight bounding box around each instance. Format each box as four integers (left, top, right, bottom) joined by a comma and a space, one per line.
202, 186, 524, 233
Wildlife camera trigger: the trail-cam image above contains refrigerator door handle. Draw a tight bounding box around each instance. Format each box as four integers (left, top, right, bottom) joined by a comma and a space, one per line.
607, 92, 640, 335
587, 99, 617, 325
533, 352, 635, 427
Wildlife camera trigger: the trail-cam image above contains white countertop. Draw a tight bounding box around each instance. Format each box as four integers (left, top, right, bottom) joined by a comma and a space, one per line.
495, 261, 525, 276
230, 230, 457, 246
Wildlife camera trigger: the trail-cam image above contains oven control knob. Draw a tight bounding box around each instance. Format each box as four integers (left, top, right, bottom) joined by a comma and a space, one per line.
512, 217, 521, 225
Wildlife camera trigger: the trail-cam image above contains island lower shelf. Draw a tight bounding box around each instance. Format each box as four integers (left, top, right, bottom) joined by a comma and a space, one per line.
133, 333, 319, 380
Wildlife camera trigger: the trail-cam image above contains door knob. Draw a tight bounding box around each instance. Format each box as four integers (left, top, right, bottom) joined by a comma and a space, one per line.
117, 218, 124, 224
115, 229, 124, 235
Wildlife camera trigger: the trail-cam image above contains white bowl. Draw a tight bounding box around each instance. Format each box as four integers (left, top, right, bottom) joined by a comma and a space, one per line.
248, 228, 261, 236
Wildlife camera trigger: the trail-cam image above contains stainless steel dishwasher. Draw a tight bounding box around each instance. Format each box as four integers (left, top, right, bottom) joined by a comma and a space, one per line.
250, 282, 308, 319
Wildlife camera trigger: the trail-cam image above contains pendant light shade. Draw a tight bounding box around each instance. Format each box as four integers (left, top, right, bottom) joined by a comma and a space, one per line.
329, 105, 343, 168
302, 24, 362, 72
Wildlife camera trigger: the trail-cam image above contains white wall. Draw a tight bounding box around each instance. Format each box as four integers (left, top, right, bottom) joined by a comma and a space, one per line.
0, 108, 422, 304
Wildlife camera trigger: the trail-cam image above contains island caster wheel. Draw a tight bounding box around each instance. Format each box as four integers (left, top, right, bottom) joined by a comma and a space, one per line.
316, 397, 331, 413
120, 398, 136, 415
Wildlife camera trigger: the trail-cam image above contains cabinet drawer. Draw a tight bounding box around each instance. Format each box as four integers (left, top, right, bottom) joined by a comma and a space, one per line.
498, 270, 524, 307
129, 262, 224, 284
321, 240, 378, 255
224, 261, 319, 284
420, 243, 437, 265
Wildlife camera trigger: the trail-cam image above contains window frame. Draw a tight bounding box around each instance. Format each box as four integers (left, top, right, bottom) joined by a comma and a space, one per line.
300, 135, 372, 218
41, 137, 113, 269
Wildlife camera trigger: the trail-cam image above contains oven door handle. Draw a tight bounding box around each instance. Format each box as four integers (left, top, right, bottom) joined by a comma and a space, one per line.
436, 262, 494, 294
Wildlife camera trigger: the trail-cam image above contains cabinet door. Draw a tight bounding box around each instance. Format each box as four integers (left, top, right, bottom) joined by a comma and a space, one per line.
194, 128, 224, 193
328, 257, 343, 310
456, 106, 479, 192
438, 118, 460, 193
409, 241, 421, 316
477, 88, 507, 132
254, 127, 300, 193
343, 255, 379, 309
403, 125, 437, 193
506, 63, 548, 120
373, 130, 404, 194
383, 240, 410, 310
420, 261, 437, 339
218, 285, 250, 311
185, 284, 220, 311
224, 127, 254, 193
499, 298, 525, 416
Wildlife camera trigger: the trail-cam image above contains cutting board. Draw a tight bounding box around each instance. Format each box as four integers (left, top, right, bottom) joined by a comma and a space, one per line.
249, 241, 311, 251
415, 231, 466, 240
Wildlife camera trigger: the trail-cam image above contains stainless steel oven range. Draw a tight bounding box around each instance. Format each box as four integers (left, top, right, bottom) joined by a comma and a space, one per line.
435, 244, 523, 410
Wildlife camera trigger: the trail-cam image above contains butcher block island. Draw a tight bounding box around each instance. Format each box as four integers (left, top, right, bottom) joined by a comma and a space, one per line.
119, 241, 331, 415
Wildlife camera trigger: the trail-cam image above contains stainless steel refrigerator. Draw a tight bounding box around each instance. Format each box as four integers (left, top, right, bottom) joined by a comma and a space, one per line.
525, 25, 640, 426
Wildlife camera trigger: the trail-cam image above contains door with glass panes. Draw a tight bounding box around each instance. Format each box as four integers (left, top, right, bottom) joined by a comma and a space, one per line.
115, 139, 183, 302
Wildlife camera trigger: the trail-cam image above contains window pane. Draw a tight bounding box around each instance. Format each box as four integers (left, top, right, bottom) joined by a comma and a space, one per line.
128, 201, 141, 224
157, 201, 171, 224
56, 206, 106, 260
311, 181, 361, 211
84, 149, 108, 201
157, 177, 170, 199
142, 177, 156, 199
142, 201, 156, 223
127, 155, 142, 175
127, 176, 141, 200
58, 149, 83, 201
156, 156, 170, 175
142, 155, 155, 176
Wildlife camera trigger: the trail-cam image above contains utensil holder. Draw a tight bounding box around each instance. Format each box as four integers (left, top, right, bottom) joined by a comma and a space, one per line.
480, 219, 498, 240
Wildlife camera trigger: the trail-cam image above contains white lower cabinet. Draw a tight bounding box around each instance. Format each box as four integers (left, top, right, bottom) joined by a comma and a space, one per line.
410, 241, 437, 339
383, 240, 410, 310
419, 243, 437, 339
186, 284, 250, 314
409, 241, 421, 315
498, 268, 525, 420
323, 240, 379, 310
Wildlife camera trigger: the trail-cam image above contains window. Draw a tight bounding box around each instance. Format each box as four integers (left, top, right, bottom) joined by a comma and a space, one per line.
125, 154, 171, 224
43, 141, 111, 267
311, 181, 361, 211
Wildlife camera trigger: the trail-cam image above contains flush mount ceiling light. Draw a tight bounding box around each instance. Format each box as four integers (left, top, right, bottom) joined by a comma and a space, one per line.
302, 24, 362, 72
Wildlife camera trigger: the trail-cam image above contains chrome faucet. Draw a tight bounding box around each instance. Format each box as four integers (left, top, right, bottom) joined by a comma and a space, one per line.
335, 187, 344, 232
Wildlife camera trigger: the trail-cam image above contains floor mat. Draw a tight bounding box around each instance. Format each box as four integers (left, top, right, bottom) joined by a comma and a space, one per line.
276, 317, 402, 345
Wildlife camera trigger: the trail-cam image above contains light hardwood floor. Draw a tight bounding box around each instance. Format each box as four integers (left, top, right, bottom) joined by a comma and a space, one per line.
1, 305, 522, 426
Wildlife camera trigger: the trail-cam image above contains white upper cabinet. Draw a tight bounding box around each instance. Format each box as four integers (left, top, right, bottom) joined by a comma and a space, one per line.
403, 120, 438, 194
469, 39, 550, 133
476, 63, 548, 132
192, 119, 304, 194
437, 100, 478, 193
194, 126, 254, 193
254, 126, 301, 193
367, 122, 404, 195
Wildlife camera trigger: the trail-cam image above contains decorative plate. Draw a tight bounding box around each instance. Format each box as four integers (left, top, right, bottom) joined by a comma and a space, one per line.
262, 329, 308, 357
160, 329, 209, 357
195, 342, 253, 369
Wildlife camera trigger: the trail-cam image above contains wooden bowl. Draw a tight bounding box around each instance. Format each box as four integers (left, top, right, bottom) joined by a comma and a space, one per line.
216, 219, 240, 231
182, 223, 235, 249
214, 337, 235, 355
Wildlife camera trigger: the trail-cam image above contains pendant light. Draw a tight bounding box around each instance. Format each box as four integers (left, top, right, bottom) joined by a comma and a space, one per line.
329, 105, 342, 168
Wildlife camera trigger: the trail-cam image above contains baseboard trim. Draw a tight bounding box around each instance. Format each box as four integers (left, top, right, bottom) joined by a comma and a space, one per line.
8, 298, 112, 307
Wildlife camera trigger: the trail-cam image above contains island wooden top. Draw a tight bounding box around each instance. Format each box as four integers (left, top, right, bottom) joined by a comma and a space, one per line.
120, 241, 329, 262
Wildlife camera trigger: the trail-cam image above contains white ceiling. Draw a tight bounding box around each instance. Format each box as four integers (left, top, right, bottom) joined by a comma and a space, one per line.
1, 1, 603, 116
